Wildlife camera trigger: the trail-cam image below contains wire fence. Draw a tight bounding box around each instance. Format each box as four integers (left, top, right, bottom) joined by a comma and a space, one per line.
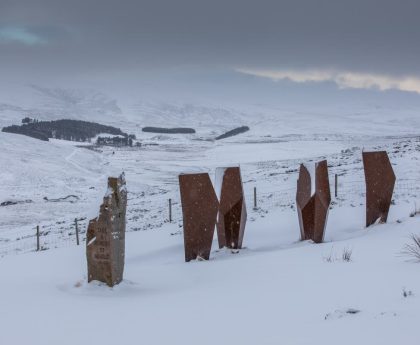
1, 176, 419, 258
0, 218, 88, 258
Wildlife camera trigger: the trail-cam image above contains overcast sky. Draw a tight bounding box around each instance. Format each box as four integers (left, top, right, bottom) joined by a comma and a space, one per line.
1, 0, 420, 95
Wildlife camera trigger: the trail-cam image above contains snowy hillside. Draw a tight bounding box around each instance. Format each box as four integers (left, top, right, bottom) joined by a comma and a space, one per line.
3, 82, 420, 139
2, 82, 420, 344
0, 85, 124, 128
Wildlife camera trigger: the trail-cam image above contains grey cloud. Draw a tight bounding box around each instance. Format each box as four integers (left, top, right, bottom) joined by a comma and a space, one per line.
0, 0, 419, 83
0, 25, 71, 46
0, 26, 47, 45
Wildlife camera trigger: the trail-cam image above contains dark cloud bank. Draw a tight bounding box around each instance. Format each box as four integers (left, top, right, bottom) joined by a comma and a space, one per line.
1, 0, 420, 100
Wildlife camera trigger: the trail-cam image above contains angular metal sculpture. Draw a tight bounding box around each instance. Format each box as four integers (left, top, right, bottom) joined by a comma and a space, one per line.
86, 174, 127, 287
216, 167, 247, 249
296, 160, 331, 243
179, 173, 219, 262
363, 151, 396, 227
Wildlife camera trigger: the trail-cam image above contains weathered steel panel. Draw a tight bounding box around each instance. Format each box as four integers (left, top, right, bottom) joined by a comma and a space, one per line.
216, 167, 247, 249
363, 151, 396, 227
296, 161, 331, 243
179, 173, 219, 262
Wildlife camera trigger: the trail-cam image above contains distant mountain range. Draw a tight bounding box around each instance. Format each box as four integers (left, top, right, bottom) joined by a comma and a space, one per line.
1, 76, 420, 139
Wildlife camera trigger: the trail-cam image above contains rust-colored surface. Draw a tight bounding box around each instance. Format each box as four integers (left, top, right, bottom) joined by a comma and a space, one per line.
179, 173, 219, 262
216, 167, 247, 249
363, 151, 396, 227
86, 174, 127, 287
296, 160, 331, 243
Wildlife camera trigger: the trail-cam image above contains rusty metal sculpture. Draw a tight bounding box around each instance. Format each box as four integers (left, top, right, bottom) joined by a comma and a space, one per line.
363, 151, 396, 227
86, 174, 127, 287
216, 167, 247, 249
179, 173, 219, 262
296, 160, 331, 243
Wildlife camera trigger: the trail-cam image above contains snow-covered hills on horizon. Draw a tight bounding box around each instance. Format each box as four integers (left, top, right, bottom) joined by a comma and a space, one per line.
2, 72, 420, 138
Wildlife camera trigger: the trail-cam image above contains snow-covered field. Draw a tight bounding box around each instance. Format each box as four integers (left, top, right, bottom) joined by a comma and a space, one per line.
2, 86, 420, 344
2, 197, 420, 344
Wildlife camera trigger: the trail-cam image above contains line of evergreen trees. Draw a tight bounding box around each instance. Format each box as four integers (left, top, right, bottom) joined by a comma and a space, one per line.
2, 119, 127, 142
142, 127, 196, 134
215, 126, 250, 140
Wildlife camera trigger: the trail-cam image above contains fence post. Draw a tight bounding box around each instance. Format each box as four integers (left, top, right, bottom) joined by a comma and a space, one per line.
36, 225, 40, 251
169, 198, 172, 222
253, 187, 257, 209
335, 174, 338, 198
75, 218, 80, 246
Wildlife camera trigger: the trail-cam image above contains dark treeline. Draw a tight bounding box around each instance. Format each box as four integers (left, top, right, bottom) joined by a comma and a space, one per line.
215, 126, 250, 140
142, 127, 196, 134
2, 119, 127, 142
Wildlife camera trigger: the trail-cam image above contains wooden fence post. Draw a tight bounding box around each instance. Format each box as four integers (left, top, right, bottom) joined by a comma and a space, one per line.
253, 187, 257, 209
335, 174, 338, 198
169, 198, 172, 223
36, 225, 40, 251
75, 218, 80, 246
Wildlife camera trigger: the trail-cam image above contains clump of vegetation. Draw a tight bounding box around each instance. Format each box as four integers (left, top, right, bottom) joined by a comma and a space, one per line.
409, 202, 420, 217
401, 234, 420, 262
402, 288, 414, 298
342, 247, 353, 262
324, 247, 353, 262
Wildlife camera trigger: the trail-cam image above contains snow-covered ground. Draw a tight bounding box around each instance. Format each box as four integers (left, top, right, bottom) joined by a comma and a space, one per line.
2, 85, 420, 344
1, 203, 420, 344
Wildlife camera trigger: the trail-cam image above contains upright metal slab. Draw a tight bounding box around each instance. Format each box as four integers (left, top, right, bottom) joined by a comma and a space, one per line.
179, 173, 219, 262
313, 161, 331, 243
363, 151, 396, 227
216, 167, 247, 249
86, 174, 127, 287
296, 164, 312, 241
296, 160, 331, 243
